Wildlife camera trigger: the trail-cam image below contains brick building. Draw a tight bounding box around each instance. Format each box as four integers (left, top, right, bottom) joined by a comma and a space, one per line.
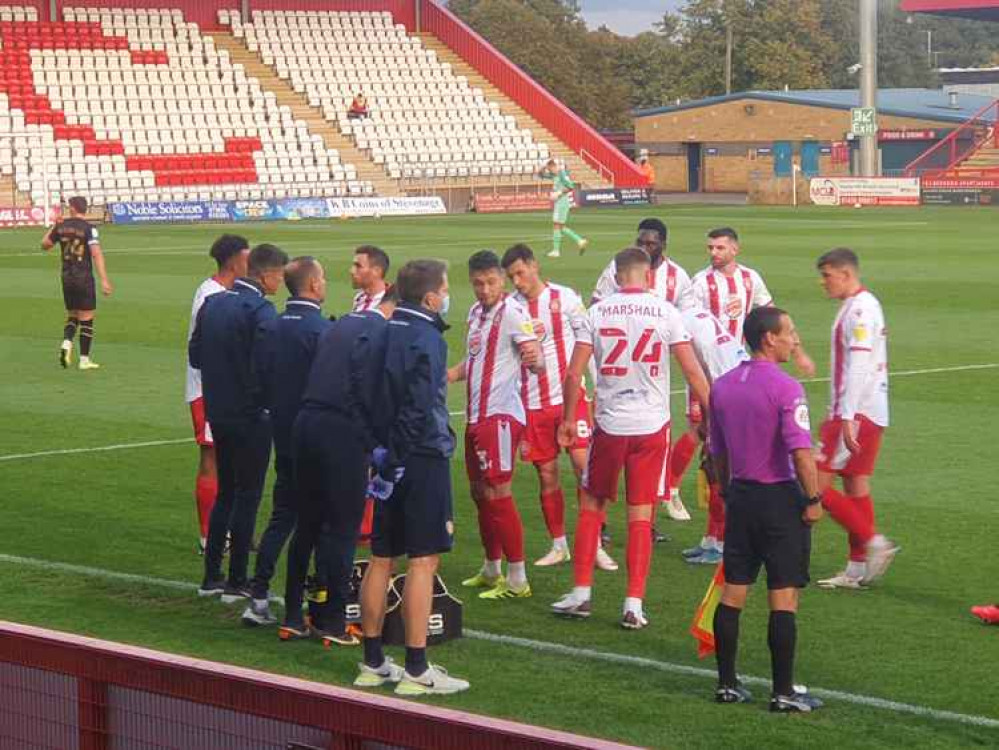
633, 89, 996, 193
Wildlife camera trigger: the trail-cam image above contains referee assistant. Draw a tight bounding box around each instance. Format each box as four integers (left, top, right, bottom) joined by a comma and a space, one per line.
709, 306, 824, 712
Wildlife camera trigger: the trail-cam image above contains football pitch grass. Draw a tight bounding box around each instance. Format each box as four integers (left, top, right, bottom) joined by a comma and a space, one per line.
1, 205, 997, 749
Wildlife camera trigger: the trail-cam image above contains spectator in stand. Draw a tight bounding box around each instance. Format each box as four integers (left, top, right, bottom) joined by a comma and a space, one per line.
348, 93, 370, 120
638, 156, 656, 199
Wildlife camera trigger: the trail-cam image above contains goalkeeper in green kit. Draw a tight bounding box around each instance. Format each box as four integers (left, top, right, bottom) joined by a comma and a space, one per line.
539, 158, 588, 258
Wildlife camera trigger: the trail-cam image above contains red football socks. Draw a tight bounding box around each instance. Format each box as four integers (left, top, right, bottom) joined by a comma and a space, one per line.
573, 508, 602, 586
707, 482, 726, 540
822, 488, 875, 559
626, 519, 653, 598
475, 500, 503, 561
540, 489, 566, 539
668, 432, 698, 488
195, 474, 217, 538
492, 495, 525, 564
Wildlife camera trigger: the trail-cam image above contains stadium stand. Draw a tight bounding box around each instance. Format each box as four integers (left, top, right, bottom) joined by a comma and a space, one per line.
0, 6, 374, 208
1, 2, 644, 210
221, 8, 553, 184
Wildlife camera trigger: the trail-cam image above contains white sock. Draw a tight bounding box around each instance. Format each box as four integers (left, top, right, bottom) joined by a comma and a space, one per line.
868, 534, 888, 550
80, 355, 90, 364
715, 541, 724, 553
553, 535, 569, 551
572, 585, 591, 600
507, 561, 527, 588
61, 339, 72, 349
702, 535, 716, 550
483, 559, 502, 578
252, 597, 268, 608
200, 536, 207, 548
845, 560, 866, 579
623, 596, 643, 615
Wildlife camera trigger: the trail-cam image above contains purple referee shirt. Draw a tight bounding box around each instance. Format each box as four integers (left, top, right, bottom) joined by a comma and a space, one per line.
709, 359, 812, 484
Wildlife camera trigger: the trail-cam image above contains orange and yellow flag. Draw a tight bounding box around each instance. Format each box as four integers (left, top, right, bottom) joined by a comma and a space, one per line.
690, 563, 725, 659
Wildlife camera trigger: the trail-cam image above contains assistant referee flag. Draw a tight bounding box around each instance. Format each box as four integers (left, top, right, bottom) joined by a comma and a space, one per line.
690, 563, 725, 658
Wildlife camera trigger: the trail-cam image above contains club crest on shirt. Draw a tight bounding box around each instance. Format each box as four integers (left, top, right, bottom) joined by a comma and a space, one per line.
531, 318, 548, 341
725, 297, 743, 318
550, 299, 561, 315
468, 332, 483, 357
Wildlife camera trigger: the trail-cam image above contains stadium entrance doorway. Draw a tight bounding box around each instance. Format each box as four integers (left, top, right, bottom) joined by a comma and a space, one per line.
687, 142, 703, 191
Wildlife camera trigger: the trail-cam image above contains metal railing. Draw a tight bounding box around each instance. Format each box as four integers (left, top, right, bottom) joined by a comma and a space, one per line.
904, 99, 999, 178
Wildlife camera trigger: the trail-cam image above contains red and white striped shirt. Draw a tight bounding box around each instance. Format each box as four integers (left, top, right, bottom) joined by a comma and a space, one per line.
352, 288, 385, 312
464, 296, 537, 425
691, 264, 771, 341
829, 288, 889, 426
512, 282, 587, 410
592, 257, 695, 311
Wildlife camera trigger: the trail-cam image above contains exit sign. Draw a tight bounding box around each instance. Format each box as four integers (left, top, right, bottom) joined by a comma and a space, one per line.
851, 107, 878, 136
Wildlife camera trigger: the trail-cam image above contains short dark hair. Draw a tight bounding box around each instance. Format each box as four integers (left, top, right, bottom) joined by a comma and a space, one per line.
68, 196, 88, 214
614, 246, 652, 275
637, 217, 668, 243
468, 249, 501, 275
397, 259, 447, 305
707, 227, 739, 242
284, 255, 320, 296
209, 234, 249, 270
744, 306, 787, 353
248, 243, 289, 276
817, 247, 859, 271
500, 243, 536, 269
355, 245, 389, 276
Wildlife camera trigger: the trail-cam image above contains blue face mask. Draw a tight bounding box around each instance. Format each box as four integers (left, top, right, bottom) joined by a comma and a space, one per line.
438, 294, 450, 318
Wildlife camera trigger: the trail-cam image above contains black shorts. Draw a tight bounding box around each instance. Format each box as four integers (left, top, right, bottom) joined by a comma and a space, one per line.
62, 277, 96, 311
371, 453, 453, 559
722, 480, 811, 590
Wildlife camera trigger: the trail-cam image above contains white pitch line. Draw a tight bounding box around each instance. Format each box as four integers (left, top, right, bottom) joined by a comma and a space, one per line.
0, 552, 996, 731
465, 630, 999, 730
0, 437, 191, 463
446, 362, 999, 416
0, 363, 991, 459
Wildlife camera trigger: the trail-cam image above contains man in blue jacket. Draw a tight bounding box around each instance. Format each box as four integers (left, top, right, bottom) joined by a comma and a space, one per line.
241, 256, 332, 626
354, 259, 469, 696
281, 287, 397, 644
189, 243, 288, 602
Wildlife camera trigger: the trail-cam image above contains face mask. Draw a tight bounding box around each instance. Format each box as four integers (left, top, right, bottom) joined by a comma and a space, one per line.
438, 294, 450, 318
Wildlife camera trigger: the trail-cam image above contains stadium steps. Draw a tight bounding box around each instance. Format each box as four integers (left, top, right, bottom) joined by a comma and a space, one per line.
0, 175, 32, 208
207, 33, 404, 198
418, 34, 612, 189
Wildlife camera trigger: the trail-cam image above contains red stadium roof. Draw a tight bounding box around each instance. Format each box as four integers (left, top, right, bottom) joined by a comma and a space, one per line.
899, 0, 999, 21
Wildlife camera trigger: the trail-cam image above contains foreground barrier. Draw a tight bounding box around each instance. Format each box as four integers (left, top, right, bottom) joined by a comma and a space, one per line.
0, 621, 635, 750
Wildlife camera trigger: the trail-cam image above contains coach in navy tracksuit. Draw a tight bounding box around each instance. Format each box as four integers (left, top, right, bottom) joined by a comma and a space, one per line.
283, 288, 397, 642
190, 243, 288, 602
239, 257, 332, 625
355, 260, 468, 695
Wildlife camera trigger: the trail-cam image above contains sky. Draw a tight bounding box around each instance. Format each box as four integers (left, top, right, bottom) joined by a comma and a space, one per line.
578, 0, 685, 37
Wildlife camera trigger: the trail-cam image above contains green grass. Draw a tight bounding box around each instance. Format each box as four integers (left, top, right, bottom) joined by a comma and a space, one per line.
1, 205, 997, 749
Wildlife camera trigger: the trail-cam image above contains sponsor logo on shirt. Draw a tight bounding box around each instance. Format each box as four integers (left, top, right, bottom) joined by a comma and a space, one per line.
794, 402, 811, 431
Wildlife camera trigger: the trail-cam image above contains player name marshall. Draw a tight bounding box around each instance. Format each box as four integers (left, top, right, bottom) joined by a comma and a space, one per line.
597, 302, 667, 318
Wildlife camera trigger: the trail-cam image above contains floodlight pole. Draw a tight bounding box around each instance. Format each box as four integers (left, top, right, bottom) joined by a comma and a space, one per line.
859, 0, 879, 176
